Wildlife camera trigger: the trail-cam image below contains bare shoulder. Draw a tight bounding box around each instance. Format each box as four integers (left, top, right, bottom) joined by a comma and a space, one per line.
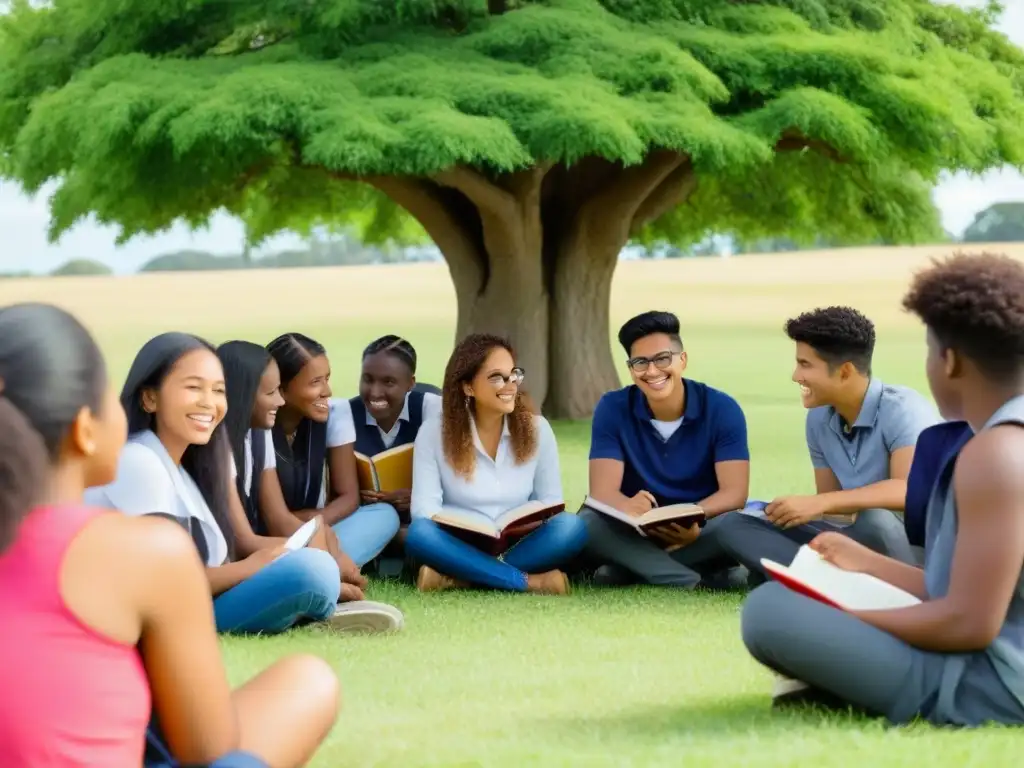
955, 425, 1024, 495
78, 512, 201, 576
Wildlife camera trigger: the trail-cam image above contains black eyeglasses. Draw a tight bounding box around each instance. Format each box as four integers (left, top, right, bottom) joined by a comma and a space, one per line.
626, 351, 677, 374
486, 368, 525, 388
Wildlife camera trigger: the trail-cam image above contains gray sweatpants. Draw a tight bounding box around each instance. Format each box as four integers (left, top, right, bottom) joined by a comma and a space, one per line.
576, 509, 738, 588
714, 507, 915, 582
742, 582, 1024, 726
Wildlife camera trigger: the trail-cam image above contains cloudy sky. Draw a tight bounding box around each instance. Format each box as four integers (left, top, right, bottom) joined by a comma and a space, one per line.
1, 0, 1022, 275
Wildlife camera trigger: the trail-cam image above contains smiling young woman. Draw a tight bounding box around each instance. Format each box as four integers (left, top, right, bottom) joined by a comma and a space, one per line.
85, 333, 366, 636
405, 333, 588, 594
267, 333, 401, 571
0, 307, 339, 768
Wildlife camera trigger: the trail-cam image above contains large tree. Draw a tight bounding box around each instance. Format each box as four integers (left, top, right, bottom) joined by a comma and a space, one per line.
2, 1, 1023, 416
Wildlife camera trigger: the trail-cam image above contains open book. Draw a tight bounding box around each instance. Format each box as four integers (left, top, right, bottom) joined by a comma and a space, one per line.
355, 443, 414, 493
762, 545, 922, 611
582, 496, 704, 535
432, 501, 565, 552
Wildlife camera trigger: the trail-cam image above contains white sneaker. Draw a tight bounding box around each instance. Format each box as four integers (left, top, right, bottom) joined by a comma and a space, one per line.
327, 601, 405, 633
772, 675, 810, 699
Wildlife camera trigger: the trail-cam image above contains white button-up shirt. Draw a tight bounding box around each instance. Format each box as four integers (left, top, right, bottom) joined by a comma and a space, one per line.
410, 412, 563, 522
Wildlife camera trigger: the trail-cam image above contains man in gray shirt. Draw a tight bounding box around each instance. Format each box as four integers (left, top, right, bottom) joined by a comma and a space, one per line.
715, 306, 940, 577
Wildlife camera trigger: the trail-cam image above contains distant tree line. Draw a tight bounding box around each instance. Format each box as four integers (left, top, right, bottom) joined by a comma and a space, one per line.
3, 202, 1023, 279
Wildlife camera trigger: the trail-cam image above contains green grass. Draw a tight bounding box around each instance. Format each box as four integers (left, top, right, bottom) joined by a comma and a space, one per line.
7, 256, 1021, 765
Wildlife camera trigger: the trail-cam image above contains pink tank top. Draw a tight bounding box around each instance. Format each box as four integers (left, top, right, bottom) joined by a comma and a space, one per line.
0, 505, 151, 766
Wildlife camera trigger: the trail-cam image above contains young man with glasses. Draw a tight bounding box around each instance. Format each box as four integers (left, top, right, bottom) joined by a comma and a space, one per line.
576, 310, 751, 588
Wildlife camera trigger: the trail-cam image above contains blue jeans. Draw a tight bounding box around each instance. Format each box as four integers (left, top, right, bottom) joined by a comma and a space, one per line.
405, 512, 589, 591
213, 548, 340, 634
332, 502, 401, 567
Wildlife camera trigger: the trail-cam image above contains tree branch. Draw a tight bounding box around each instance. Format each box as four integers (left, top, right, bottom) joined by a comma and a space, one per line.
432, 166, 516, 216
630, 158, 697, 234
775, 130, 844, 162
355, 174, 487, 291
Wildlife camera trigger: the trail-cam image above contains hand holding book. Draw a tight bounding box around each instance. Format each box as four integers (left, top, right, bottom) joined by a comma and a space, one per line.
808, 531, 880, 574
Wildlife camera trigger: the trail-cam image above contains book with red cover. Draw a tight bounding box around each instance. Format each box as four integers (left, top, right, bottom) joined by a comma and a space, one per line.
761, 545, 922, 612
431, 501, 565, 554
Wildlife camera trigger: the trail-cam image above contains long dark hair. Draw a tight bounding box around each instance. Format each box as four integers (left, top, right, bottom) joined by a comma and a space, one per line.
121, 332, 234, 556
217, 340, 272, 480
267, 332, 326, 391
441, 333, 536, 479
0, 304, 107, 553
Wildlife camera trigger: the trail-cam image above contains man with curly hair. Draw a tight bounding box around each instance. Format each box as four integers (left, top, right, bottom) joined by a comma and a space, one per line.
714, 306, 939, 581
741, 252, 1024, 723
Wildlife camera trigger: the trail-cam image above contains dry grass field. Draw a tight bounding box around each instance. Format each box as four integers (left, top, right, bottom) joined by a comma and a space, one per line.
4, 242, 1024, 766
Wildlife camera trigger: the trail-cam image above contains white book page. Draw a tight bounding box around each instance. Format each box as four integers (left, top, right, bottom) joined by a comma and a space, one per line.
785, 546, 921, 611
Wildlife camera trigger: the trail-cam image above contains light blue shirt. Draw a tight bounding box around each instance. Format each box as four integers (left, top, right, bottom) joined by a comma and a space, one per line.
410, 413, 563, 522
805, 378, 940, 493
84, 430, 229, 566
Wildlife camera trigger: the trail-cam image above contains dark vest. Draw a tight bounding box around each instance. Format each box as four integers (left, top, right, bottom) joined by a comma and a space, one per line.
350, 390, 425, 457
236, 429, 268, 535
272, 418, 328, 512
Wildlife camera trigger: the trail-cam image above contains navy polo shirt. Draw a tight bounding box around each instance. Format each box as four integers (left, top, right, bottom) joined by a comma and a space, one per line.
589, 378, 749, 506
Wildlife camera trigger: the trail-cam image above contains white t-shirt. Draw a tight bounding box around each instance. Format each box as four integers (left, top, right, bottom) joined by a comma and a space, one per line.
651, 418, 683, 442
309, 399, 357, 508
85, 435, 230, 567
229, 429, 277, 496
365, 391, 442, 450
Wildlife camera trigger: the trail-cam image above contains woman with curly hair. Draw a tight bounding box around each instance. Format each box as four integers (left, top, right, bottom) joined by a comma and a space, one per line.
741, 252, 1024, 726
405, 333, 587, 594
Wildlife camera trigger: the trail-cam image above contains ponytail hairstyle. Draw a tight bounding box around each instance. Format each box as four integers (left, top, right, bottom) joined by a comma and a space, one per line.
267, 332, 326, 390
0, 304, 107, 553
217, 340, 273, 480
121, 332, 234, 557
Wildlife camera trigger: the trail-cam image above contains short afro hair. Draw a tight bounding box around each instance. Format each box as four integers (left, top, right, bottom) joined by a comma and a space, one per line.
784, 306, 875, 375
617, 311, 683, 355
902, 252, 1024, 384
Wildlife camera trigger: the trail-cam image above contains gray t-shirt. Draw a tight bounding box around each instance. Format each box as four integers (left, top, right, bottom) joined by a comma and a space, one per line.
805, 378, 940, 491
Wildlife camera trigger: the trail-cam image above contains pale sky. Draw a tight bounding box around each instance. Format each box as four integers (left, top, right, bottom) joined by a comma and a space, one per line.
1, 0, 1022, 275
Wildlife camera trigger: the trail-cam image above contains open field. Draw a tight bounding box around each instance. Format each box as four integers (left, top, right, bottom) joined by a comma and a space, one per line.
4, 243, 1024, 766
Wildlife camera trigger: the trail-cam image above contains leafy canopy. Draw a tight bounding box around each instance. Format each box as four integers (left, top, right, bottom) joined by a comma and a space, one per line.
1, 0, 1022, 248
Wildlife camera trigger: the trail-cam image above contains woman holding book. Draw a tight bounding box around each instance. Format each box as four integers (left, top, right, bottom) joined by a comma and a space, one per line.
406, 333, 588, 594
217, 340, 403, 631
741, 253, 1024, 726
0, 303, 339, 768
267, 332, 401, 567
351, 335, 441, 543
87, 332, 384, 635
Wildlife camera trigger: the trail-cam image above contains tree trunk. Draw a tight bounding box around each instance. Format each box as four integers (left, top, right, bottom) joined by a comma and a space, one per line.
366, 152, 697, 418
546, 225, 622, 419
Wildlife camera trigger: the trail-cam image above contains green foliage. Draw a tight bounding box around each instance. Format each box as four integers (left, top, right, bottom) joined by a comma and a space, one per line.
49, 258, 113, 276
1, 0, 1022, 249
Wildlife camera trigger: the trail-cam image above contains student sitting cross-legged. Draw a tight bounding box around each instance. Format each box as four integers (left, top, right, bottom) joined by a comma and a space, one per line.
0, 304, 339, 768
350, 335, 441, 547
741, 253, 1024, 725
575, 310, 751, 589
266, 333, 401, 569
405, 333, 588, 594
217, 340, 404, 632
86, 332, 358, 636
713, 307, 939, 582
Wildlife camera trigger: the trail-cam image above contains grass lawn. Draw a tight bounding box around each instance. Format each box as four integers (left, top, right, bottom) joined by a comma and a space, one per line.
5, 243, 1024, 765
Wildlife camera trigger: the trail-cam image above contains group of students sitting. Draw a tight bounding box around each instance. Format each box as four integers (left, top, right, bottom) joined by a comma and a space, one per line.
1, 250, 1023, 767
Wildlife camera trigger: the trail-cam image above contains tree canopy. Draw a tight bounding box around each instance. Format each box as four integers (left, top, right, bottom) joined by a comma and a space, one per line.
2, 0, 1023, 415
